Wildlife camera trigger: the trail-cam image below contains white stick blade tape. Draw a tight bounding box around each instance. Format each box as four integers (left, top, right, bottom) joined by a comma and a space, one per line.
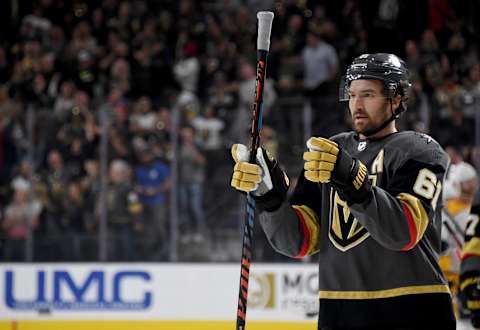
257, 11, 274, 51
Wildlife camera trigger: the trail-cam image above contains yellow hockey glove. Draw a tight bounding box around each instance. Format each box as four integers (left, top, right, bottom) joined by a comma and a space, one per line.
231, 144, 289, 211
304, 137, 371, 204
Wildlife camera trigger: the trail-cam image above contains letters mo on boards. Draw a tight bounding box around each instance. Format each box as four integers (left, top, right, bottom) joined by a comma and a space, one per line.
280, 272, 318, 313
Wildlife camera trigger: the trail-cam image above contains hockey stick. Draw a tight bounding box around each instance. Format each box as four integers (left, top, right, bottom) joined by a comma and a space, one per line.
442, 208, 465, 249
236, 11, 274, 330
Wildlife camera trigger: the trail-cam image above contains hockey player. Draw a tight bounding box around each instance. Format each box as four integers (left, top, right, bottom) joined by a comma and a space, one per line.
230, 53, 455, 329
440, 153, 479, 325
460, 192, 480, 329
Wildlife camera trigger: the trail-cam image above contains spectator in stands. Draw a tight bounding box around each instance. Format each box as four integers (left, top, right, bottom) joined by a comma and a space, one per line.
191, 105, 225, 205
0, 0, 479, 264
302, 28, 339, 137
173, 40, 200, 94
64, 137, 88, 180
103, 89, 132, 162
67, 21, 98, 60
2, 179, 42, 261
74, 50, 98, 96
134, 144, 171, 260
106, 159, 142, 261
179, 126, 207, 243
45, 25, 66, 57
403, 77, 431, 133
461, 63, 480, 120
109, 57, 130, 95
42, 150, 69, 233
231, 59, 277, 142
81, 158, 101, 239
53, 80, 76, 122
404, 40, 424, 76
207, 72, 236, 127
37, 149, 72, 259
444, 145, 479, 214
191, 106, 225, 157
62, 181, 88, 260
129, 96, 158, 138
0, 86, 20, 183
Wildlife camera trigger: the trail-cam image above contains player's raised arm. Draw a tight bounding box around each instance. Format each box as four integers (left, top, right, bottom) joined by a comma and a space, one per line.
259, 170, 322, 259
230, 144, 321, 258
349, 141, 448, 251
303, 131, 448, 251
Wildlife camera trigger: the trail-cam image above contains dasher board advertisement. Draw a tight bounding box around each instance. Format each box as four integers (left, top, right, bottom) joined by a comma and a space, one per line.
0, 263, 318, 328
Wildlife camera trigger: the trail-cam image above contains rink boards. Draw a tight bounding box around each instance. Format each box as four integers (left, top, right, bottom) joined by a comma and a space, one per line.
0, 320, 314, 330
0, 263, 318, 329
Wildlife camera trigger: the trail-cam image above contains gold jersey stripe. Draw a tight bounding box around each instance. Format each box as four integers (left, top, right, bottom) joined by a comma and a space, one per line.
353, 162, 367, 189
319, 284, 451, 299
460, 275, 480, 291
462, 237, 480, 259
292, 204, 321, 256
396, 192, 429, 247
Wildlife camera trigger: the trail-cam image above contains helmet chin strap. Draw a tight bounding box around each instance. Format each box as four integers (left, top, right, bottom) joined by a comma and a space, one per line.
360, 99, 397, 138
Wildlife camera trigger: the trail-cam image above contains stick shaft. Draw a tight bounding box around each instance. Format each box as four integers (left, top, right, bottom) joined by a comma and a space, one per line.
249, 49, 268, 161
236, 49, 269, 330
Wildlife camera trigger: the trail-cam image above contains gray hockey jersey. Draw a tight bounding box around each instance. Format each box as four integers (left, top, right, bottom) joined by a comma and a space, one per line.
259, 131, 455, 328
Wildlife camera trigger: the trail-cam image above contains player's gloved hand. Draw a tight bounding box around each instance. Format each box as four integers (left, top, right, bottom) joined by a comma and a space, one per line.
460, 271, 480, 328
303, 137, 371, 204
231, 144, 289, 211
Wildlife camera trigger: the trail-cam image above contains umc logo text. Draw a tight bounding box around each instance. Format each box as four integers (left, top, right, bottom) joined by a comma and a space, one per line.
4, 270, 152, 310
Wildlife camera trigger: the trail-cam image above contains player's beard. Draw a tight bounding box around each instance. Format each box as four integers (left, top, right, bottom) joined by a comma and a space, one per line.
351, 108, 391, 137
352, 117, 378, 136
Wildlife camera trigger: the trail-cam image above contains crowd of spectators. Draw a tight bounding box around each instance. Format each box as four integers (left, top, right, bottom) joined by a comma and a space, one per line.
0, 0, 479, 262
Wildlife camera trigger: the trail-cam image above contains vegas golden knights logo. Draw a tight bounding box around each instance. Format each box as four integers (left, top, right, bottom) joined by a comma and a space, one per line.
328, 149, 384, 251
329, 190, 370, 251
